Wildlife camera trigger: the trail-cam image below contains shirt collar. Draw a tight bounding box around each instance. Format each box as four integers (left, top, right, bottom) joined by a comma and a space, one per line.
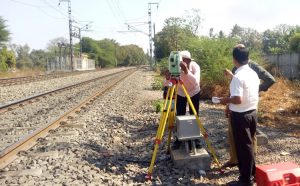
234, 64, 249, 74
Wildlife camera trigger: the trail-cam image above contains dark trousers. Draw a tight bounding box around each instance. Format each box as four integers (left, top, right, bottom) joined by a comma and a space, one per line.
176, 91, 200, 116
231, 109, 257, 183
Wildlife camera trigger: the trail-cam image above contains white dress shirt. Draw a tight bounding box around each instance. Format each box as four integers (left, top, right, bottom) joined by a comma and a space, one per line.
229, 64, 260, 112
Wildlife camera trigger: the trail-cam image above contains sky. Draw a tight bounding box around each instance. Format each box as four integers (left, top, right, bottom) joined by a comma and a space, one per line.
1, 0, 300, 53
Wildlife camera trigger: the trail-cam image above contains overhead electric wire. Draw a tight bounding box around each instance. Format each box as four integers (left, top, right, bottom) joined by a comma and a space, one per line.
112, 0, 126, 21
154, 0, 162, 24
9, 0, 67, 20
48, 0, 85, 23
40, 0, 69, 19
106, 0, 123, 25
10, 0, 45, 8
41, 0, 84, 25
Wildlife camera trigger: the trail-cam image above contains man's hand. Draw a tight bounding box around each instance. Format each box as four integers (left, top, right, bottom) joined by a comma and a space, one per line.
224, 69, 233, 79
220, 97, 230, 105
180, 62, 188, 74
221, 96, 242, 105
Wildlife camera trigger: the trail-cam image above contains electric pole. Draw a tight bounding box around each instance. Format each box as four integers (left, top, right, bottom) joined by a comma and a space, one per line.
59, 0, 74, 71
57, 42, 68, 70
115, 43, 117, 67
72, 24, 90, 58
148, 2, 158, 64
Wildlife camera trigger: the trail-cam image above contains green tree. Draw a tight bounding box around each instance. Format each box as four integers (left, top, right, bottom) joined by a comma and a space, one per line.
154, 17, 197, 60
117, 45, 147, 66
81, 37, 111, 67
81, 37, 147, 67
229, 24, 262, 51
209, 28, 214, 38
30, 49, 48, 69
0, 47, 16, 71
230, 24, 244, 39
46, 37, 69, 59
47, 37, 69, 52
14, 44, 33, 69
0, 17, 9, 47
218, 30, 226, 39
289, 33, 300, 53
97, 39, 117, 67
183, 9, 203, 35
262, 24, 295, 54
122, 45, 147, 66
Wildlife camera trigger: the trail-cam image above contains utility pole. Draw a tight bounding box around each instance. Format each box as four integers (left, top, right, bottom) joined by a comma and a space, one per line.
58, 43, 62, 70
119, 2, 159, 65
57, 42, 68, 70
59, 0, 73, 71
148, 2, 158, 64
72, 24, 89, 58
153, 23, 156, 38
115, 43, 117, 67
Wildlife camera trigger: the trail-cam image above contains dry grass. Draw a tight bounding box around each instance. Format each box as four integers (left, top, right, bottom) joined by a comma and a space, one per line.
201, 82, 230, 99
203, 77, 299, 137
258, 78, 300, 137
0, 69, 45, 78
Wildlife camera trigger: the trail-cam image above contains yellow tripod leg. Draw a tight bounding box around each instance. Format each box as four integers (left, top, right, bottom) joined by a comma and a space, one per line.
146, 85, 176, 180
166, 85, 178, 153
155, 87, 171, 141
180, 83, 222, 170
166, 110, 174, 153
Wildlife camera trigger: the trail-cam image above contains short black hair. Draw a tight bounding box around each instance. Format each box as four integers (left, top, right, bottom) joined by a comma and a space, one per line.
232, 46, 249, 65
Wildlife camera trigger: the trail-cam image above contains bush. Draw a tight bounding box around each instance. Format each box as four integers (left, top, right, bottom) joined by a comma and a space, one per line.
183, 37, 237, 98
153, 36, 265, 99
0, 59, 8, 71
154, 58, 168, 75
152, 74, 164, 90
153, 100, 164, 113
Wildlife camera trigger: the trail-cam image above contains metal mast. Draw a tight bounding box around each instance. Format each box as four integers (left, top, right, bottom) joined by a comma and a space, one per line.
148, 2, 158, 60
59, 0, 73, 71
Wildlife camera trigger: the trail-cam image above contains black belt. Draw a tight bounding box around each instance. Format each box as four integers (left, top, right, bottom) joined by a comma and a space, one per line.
230, 109, 256, 115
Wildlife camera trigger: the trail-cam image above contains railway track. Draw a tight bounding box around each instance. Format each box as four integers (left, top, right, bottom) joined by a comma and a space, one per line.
0, 69, 133, 114
0, 68, 137, 168
0, 70, 98, 87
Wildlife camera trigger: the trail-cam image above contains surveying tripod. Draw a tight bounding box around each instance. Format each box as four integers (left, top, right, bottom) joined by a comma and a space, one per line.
146, 77, 223, 180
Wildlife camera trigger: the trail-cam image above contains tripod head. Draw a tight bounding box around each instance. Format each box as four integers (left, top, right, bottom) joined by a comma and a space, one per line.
168, 76, 183, 87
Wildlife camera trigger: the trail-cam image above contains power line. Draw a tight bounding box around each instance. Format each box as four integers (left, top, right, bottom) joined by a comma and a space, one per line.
111, 0, 126, 21
9, 0, 67, 20
48, 0, 85, 23
42, 0, 80, 24
154, 0, 162, 23
40, 0, 69, 19
125, 15, 148, 22
9, 0, 42, 8
105, 0, 123, 25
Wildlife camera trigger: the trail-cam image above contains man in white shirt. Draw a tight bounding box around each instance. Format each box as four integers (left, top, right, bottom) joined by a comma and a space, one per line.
220, 45, 259, 186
